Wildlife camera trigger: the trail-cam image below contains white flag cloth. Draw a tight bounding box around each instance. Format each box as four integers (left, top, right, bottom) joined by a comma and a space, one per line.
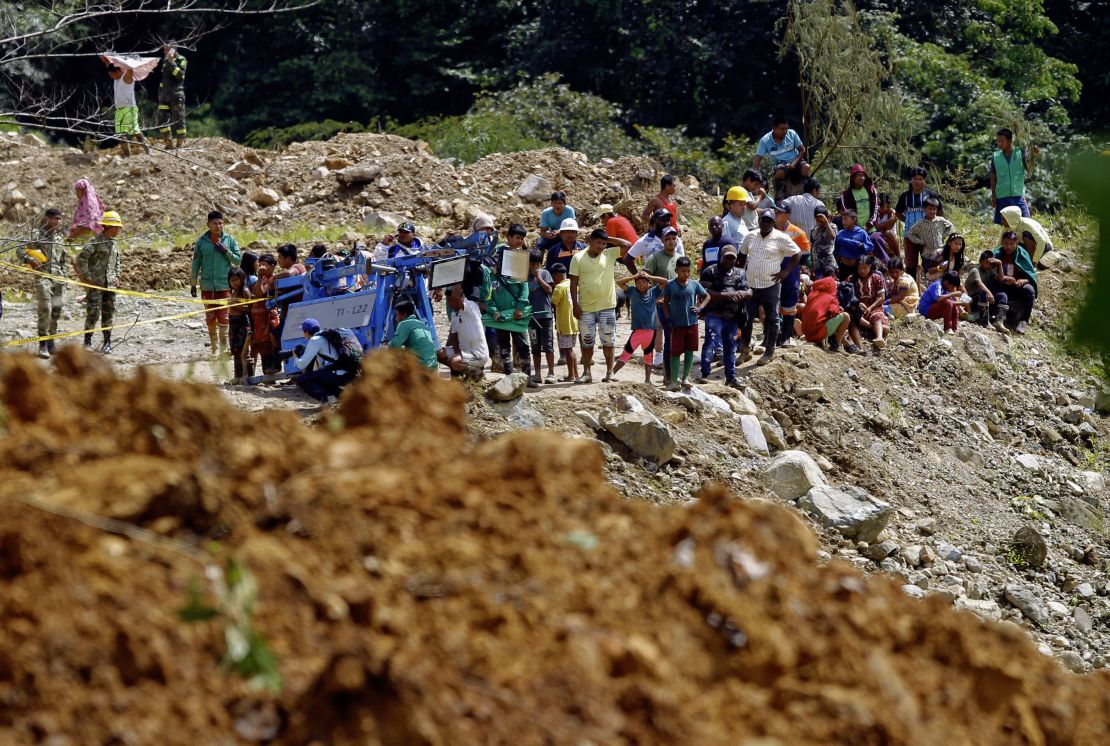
100, 53, 160, 81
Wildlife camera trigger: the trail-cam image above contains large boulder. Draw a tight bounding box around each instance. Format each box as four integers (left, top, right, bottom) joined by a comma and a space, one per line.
227, 160, 263, 179
249, 187, 281, 207
601, 397, 676, 465
665, 386, 733, 417
336, 162, 383, 187
486, 373, 529, 402
362, 209, 405, 230
517, 174, 553, 204
798, 485, 892, 543
1004, 584, 1049, 626
491, 397, 545, 428
739, 414, 769, 456
963, 330, 996, 364
1010, 526, 1047, 568
761, 451, 827, 501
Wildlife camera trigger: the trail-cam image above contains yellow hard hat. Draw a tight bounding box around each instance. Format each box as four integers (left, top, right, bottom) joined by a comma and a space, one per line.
100, 210, 123, 227
726, 186, 751, 203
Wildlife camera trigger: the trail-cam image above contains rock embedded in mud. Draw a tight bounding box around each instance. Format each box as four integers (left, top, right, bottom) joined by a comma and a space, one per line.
739, 415, 769, 456
485, 373, 529, 402
249, 187, 281, 207
335, 162, 383, 186
490, 397, 544, 428
601, 400, 676, 465
1005, 583, 1049, 626
1011, 526, 1048, 568
760, 450, 827, 501
798, 485, 892, 543
516, 173, 553, 203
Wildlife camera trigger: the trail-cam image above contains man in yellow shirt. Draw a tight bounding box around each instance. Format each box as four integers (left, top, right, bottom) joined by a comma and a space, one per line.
569, 228, 621, 383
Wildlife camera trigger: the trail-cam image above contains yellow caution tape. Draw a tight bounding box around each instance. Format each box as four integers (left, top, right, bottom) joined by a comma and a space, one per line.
2, 297, 259, 347
0, 260, 238, 306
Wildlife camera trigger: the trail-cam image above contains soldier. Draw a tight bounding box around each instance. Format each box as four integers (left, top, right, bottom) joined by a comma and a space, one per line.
76, 211, 123, 353
157, 44, 188, 149
17, 208, 66, 359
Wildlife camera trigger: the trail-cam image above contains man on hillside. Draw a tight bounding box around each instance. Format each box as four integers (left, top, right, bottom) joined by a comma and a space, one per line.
895, 167, 943, 237
104, 60, 151, 156
753, 116, 806, 199
783, 178, 824, 237
570, 228, 621, 383
990, 128, 1037, 225
722, 187, 751, 249
538, 192, 576, 254
740, 210, 801, 366
191, 210, 242, 353
17, 208, 66, 359
157, 44, 188, 149
699, 246, 750, 388
642, 174, 679, 230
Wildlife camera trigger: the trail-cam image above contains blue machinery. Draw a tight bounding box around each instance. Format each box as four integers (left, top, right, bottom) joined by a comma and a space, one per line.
267, 231, 498, 375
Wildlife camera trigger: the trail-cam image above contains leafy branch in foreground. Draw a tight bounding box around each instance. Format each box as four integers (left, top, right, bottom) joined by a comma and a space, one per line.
179, 557, 282, 692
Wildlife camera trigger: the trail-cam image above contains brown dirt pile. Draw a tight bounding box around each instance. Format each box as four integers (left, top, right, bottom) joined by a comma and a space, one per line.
1, 348, 1108, 745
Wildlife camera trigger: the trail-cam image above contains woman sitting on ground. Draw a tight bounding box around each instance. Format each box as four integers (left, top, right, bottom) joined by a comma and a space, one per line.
884, 256, 919, 319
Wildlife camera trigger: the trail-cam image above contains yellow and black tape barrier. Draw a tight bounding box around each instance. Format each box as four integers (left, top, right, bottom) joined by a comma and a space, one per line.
0, 260, 234, 306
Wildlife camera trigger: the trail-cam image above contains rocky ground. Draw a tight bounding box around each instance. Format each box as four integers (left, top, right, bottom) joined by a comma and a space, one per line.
1, 131, 1109, 741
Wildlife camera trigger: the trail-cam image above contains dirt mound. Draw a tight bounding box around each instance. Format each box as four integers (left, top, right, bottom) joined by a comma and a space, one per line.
1, 348, 1108, 745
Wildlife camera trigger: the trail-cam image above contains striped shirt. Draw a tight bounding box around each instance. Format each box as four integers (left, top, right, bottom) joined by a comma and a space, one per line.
740, 228, 800, 289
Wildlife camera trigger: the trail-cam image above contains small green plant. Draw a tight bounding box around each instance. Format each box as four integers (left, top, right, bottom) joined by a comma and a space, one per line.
1005, 545, 1033, 568
179, 558, 282, 692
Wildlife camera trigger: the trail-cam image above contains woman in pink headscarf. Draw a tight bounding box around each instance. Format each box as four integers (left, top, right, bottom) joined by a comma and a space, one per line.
68, 178, 105, 240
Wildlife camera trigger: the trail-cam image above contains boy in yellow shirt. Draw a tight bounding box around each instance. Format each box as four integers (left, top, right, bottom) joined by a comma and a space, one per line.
549, 263, 579, 381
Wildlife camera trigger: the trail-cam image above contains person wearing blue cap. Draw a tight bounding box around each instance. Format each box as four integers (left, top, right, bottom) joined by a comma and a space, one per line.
288, 317, 353, 402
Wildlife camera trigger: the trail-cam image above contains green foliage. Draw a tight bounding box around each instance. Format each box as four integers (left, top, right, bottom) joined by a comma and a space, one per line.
245, 119, 372, 150
390, 112, 551, 164
178, 558, 282, 692
1070, 153, 1110, 363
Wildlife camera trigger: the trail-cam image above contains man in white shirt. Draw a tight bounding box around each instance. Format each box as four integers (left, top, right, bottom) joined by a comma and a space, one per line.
623, 208, 685, 274
739, 210, 801, 366
438, 285, 490, 377
104, 60, 151, 156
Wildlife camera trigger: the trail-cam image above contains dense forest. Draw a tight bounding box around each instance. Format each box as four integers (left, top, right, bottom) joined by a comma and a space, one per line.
3, 1, 1108, 204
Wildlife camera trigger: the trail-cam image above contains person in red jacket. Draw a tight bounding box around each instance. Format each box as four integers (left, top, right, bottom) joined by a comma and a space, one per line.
799, 276, 851, 351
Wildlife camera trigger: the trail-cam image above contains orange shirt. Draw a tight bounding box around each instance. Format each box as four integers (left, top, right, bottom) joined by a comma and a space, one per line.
605, 215, 639, 256
784, 221, 811, 254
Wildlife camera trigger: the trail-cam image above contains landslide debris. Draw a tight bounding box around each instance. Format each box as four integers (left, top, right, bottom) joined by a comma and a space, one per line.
1, 347, 1108, 745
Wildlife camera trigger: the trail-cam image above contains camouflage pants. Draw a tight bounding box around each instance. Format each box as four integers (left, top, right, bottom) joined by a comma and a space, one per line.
84, 289, 116, 331
35, 279, 64, 337
157, 98, 187, 137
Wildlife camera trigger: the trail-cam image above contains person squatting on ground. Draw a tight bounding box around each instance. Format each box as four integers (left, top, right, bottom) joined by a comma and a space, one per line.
918, 270, 964, 335
963, 250, 1011, 335
570, 228, 622, 383
438, 285, 490, 377
191, 210, 242, 352
226, 267, 252, 384
883, 257, 919, 320
800, 276, 851, 351
614, 271, 668, 384
17, 208, 66, 358
157, 44, 188, 148
289, 318, 362, 402
662, 256, 709, 391
852, 255, 888, 353
76, 210, 123, 353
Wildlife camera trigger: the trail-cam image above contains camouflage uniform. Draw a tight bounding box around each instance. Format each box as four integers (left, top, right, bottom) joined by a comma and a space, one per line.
157, 53, 188, 139
16, 224, 66, 337
76, 235, 120, 332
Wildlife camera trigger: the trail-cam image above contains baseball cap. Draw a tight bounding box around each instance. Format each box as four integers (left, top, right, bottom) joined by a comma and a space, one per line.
397, 221, 415, 233
301, 318, 321, 334
597, 203, 615, 215
721, 244, 738, 257
559, 218, 579, 232
661, 226, 678, 237
652, 208, 672, 223
774, 201, 791, 213
758, 208, 776, 221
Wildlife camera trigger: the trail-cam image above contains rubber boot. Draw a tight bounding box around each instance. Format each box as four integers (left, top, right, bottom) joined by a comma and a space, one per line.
37, 342, 50, 359
83, 333, 93, 349
991, 305, 1010, 334
101, 331, 112, 354
977, 302, 991, 327
217, 325, 230, 353
207, 326, 218, 354
46, 340, 56, 355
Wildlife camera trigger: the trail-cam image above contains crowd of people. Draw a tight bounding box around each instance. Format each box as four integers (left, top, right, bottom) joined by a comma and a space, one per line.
13, 117, 1055, 401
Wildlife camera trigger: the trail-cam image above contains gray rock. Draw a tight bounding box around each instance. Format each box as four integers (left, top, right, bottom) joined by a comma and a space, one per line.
1039, 250, 1074, 272
963, 556, 983, 574
955, 597, 1003, 622
1005, 584, 1049, 626
902, 584, 926, 599
1047, 600, 1070, 617
665, 386, 732, 417
740, 414, 769, 456
1057, 497, 1103, 532
361, 209, 404, 230
1095, 386, 1110, 415
227, 160, 263, 179
796, 385, 825, 401
1074, 606, 1094, 633
865, 540, 900, 562
575, 410, 600, 430
1076, 582, 1096, 599
726, 393, 760, 416
963, 330, 997, 363
903, 544, 923, 568
798, 485, 892, 543
336, 162, 383, 186
601, 401, 676, 465
916, 517, 936, 536
1015, 453, 1043, 471
516, 174, 553, 203
1079, 471, 1105, 494
1011, 526, 1048, 568
936, 541, 962, 562
249, 187, 281, 207
1058, 651, 1086, 674
485, 372, 529, 402
490, 397, 545, 428
759, 417, 788, 452
760, 450, 827, 501
611, 394, 646, 414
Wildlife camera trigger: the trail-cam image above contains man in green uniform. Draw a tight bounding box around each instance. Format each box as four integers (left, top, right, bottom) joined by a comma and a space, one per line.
157, 44, 188, 149
76, 210, 123, 353
16, 208, 66, 358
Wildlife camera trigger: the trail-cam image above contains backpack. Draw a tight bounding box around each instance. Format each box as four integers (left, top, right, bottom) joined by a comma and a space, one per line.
320, 327, 364, 374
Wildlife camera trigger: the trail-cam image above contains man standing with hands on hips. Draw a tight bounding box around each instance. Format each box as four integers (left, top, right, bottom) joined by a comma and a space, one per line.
739, 209, 801, 366
191, 210, 242, 353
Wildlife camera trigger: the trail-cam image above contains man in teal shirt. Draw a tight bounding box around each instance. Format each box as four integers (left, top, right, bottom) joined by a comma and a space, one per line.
990, 128, 1038, 225
191, 210, 242, 352
390, 300, 438, 369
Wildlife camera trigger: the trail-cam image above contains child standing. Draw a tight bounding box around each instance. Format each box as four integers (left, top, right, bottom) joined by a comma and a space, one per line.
549, 263, 579, 381
614, 271, 669, 383
662, 257, 709, 391
226, 267, 252, 384
527, 250, 557, 384
904, 197, 956, 287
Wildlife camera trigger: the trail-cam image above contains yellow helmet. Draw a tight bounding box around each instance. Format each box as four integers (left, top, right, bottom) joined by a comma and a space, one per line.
725, 186, 751, 203
100, 210, 123, 227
